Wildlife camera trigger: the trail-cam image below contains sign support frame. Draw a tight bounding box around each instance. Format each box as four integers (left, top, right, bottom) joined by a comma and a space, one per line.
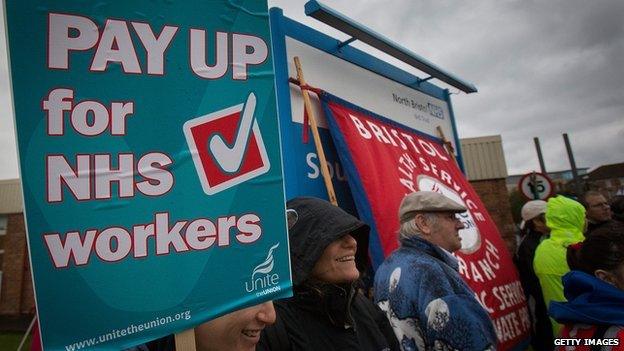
293, 57, 338, 205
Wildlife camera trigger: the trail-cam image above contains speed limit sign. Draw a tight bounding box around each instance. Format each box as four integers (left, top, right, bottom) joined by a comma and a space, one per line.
518, 172, 554, 200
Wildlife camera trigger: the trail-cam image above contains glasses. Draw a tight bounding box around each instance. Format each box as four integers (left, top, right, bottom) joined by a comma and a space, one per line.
589, 202, 609, 209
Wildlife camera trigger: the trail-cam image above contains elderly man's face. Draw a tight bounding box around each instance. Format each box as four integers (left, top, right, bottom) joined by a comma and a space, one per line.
195, 301, 276, 351
416, 212, 465, 252
585, 194, 612, 223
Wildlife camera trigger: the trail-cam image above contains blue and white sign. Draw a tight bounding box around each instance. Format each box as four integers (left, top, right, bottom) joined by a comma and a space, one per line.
269, 8, 461, 211
5, 1, 291, 349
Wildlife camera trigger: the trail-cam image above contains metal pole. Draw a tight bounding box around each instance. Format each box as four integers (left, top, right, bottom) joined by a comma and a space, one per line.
563, 133, 583, 197
530, 171, 539, 199
533, 137, 547, 174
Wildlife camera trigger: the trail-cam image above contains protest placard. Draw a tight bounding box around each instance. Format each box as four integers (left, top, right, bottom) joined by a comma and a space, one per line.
5, 1, 291, 349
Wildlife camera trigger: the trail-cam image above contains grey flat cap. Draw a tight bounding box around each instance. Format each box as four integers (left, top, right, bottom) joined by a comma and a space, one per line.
399, 191, 467, 223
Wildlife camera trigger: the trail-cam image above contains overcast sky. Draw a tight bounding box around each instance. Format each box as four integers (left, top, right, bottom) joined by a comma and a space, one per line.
1, 1, 623, 180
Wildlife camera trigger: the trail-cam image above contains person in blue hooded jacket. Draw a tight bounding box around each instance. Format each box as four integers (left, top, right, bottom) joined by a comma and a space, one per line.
550, 221, 624, 349
374, 191, 497, 351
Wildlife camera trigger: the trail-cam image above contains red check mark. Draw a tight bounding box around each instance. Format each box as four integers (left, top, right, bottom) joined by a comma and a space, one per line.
208, 92, 257, 173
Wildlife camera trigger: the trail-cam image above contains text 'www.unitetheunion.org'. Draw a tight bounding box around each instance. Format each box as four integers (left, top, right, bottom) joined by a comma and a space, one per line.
63, 310, 191, 351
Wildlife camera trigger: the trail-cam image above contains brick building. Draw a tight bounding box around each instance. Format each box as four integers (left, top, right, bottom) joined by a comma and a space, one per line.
460, 135, 517, 255
0, 179, 35, 329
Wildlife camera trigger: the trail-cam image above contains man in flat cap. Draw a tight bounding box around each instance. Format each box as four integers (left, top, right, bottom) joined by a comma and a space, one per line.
374, 191, 497, 351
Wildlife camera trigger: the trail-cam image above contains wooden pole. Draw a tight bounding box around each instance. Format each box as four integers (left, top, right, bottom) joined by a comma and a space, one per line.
436, 126, 458, 165
293, 56, 338, 205
17, 316, 36, 351
175, 328, 196, 350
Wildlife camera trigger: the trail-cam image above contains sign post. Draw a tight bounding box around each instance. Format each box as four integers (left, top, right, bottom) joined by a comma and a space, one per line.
293, 57, 338, 205
5, 1, 291, 349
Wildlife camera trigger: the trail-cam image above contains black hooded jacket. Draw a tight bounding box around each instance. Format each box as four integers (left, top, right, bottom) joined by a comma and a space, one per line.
258, 197, 399, 351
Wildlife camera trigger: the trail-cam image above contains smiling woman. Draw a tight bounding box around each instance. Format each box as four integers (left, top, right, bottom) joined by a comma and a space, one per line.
258, 197, 399, 351
195, 302, 276, 351
310, 234, 361, 283
125, 302, 276, 351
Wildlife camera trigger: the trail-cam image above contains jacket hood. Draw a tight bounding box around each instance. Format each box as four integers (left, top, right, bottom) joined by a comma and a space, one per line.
546, 195, 585, 244
286, 197, 370, 285
550, 270, 624, 325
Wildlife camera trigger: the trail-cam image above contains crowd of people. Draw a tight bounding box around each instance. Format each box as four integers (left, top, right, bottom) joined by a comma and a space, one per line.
36, 191, 622, 350
515, 192, 624, 350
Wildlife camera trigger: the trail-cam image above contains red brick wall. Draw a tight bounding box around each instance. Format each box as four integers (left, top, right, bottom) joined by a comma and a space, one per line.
470, 179, 517, 256
0, 213, 35, 316
21, 251, 35, 314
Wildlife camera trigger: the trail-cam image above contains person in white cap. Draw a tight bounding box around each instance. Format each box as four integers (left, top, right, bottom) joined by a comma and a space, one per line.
519, 200, 550, 236
374, 191, 496, 351
513, 200, 553, 350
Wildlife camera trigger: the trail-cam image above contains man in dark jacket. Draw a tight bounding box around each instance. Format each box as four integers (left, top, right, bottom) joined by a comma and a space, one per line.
258, 197, 399, 351
582, 191, 613, 236
514, 200, 554, 350
374, 191, 497, 351
611, 195, 624, 223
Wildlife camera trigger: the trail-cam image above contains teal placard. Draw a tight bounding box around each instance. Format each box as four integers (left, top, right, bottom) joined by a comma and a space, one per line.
4, 1, 292, 349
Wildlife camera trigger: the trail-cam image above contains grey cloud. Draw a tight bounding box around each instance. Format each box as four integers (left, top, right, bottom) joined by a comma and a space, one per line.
1, 1, 622, 178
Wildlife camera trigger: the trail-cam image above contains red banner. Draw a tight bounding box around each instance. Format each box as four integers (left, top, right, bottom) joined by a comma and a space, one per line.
321, 95, 530, 350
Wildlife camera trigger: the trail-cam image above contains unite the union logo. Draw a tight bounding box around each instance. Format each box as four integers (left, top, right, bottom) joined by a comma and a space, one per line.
245, 243, 281, 296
